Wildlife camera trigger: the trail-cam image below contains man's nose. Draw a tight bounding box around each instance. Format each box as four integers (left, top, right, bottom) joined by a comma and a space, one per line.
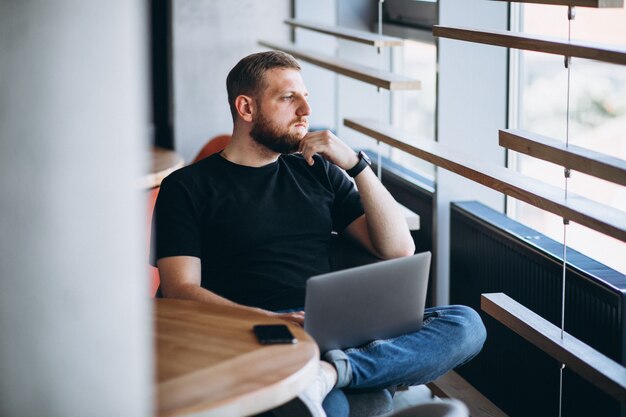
296, 97, 311, 116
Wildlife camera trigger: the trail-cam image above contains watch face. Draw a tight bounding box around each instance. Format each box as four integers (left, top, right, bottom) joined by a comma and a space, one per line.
360, 151, 372, 165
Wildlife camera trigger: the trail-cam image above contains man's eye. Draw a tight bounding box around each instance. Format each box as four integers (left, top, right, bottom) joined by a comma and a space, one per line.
282, 96, 294, 100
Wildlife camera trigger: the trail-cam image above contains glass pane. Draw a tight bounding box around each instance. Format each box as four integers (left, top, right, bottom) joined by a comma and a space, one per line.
389, 39, 436, 180
513, 4, 626, 274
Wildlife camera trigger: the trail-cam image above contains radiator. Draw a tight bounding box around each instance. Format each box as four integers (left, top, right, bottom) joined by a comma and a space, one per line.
449, 201, 626, 417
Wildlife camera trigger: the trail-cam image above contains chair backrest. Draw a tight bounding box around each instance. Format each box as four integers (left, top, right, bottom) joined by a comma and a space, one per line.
147, 187, 161, 297
193, 134, 231, 163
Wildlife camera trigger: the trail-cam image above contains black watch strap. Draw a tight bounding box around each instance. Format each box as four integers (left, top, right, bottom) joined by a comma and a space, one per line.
346, 151, 371, 178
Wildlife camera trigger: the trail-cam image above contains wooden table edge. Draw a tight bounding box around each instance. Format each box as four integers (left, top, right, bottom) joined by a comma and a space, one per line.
154, 299, 320, 417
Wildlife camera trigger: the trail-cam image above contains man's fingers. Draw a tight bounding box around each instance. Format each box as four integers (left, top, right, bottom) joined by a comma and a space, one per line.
299, 141, 317, 166
300, 146, 315, 166
300, 131, 335, 165
288, 311, 305, 326
275, 310, 305, 326
304, 152, 315, 166
299, 130, 357, 169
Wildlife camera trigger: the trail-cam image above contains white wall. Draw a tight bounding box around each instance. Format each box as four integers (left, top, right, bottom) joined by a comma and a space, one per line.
435, 0, 508, 305
295, 0, 338, 132
173, 0, 292, 162
0, 2, 151, 416
337, 0, 392, 150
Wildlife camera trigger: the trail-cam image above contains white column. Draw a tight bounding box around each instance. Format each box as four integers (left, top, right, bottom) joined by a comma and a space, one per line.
0, 2, 152, 417
435, 0, 509, 305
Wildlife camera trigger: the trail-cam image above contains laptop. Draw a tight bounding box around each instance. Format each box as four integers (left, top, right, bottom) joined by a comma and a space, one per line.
304, 251, 431, 353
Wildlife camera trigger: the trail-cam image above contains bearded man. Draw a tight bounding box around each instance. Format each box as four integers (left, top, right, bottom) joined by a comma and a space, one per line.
152, 51, 486, 417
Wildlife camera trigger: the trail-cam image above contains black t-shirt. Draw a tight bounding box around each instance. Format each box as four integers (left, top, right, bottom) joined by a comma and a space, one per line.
151, 153, 364, 310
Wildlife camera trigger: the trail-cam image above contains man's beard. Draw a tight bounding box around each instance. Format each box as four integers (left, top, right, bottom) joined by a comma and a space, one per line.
250, 111, 305, 154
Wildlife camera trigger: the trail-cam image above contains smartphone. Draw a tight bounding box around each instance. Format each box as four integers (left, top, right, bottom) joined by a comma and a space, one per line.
253, 324, 297, 345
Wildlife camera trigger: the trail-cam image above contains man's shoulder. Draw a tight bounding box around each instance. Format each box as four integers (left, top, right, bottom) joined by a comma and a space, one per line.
161, 154, 222, 189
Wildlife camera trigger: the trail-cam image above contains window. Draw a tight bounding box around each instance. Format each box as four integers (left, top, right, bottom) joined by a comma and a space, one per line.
509, 4, 626, 273
390, 39, 436, 180
380, 1, 438, 181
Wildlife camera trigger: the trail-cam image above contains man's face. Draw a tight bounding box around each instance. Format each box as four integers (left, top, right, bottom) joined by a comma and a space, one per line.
249, 68, 311, 154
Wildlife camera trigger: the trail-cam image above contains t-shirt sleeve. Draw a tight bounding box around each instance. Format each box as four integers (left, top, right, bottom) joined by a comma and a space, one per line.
150, 175, 202, 266
326, 161, 364, 232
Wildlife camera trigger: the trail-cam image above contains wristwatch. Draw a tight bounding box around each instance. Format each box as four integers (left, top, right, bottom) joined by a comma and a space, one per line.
346, 151, 372, 178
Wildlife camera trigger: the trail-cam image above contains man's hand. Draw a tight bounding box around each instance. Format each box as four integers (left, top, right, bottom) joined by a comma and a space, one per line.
269, 310, 305, 327
298, 132, 415, 261
299, 130, 359, 170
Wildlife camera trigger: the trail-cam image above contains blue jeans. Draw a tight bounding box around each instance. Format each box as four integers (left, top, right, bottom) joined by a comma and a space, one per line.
323, 305, 485, 416
278, 305, 486, 417
334, 304, 486, 389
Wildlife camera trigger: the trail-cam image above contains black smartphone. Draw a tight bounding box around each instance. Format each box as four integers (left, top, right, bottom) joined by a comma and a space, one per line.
253, 324, 297, 345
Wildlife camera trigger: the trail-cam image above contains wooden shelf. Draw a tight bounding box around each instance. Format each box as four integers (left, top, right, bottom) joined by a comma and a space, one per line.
140, 147, 184, 190
284, 19, 405, 47
500, 129, 626, 187
490, 0, 623, 7
258, 40, 421, 91
427, 371, 508, 417
432, 26, 626, 66
481, 293, 626, 403
344, 118, 626, 242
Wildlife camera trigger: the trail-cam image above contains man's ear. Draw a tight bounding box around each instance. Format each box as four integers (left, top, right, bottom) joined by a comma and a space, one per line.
234, 95, 255, 123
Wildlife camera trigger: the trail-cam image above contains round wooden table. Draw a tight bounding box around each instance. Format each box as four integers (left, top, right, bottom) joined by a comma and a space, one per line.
155, 299, 319, 417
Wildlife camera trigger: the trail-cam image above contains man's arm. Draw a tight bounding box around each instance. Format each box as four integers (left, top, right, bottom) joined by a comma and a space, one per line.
345, 166, 415, 259
299, 131, 415, 260
157, 256, 305, 326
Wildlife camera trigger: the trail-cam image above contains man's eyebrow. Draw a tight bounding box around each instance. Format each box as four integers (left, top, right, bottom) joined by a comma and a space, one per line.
279, 90, 308, 96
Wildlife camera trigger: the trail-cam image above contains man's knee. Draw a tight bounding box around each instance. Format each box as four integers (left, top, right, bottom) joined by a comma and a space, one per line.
450, 305, 487, 360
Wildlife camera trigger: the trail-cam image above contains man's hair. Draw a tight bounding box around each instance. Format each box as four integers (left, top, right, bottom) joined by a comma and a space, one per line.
226, 51, 301, 121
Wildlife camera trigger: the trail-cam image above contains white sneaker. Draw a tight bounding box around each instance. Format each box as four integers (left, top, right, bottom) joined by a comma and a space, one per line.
273, 361, 337, 417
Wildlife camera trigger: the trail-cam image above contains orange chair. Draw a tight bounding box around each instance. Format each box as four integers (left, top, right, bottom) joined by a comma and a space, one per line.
192, 134, 231, 163
147, 187, 161, 297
